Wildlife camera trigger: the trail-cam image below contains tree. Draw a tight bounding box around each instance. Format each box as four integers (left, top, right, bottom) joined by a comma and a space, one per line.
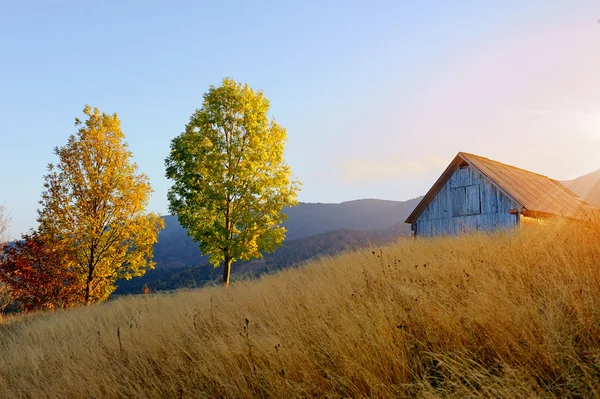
165, 78, 300, 286
0, 205, 12, 313
38, 105, 165, 304
0, 232, 80, 311
0, 205, 9, 246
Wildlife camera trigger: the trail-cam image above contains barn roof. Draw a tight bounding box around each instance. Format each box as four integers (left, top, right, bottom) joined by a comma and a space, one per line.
405, 152, 596, 223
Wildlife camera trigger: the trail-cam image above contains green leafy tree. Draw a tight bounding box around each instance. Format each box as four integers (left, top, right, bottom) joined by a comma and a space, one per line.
38, 106, 165, 304
165, 78, 300, 286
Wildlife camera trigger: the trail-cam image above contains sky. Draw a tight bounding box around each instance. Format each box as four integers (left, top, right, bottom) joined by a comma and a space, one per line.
1, 1, 599, 239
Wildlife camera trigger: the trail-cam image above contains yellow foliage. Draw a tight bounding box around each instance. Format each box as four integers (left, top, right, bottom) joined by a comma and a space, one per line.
2, 219, 600, 397
37, 106, 164, 304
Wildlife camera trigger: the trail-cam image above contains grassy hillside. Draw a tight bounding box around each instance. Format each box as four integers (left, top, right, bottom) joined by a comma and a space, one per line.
2, 220, 600, 398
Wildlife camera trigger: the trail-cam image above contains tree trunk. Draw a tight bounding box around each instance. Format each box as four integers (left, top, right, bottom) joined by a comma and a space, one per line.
85, 245, 95, 305
85, 267, 93, 305
222, 252, 232, 287
84, 279, 91, 304
224, 197, 232, 287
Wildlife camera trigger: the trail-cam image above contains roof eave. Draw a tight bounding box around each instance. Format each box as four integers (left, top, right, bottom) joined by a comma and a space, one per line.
405, 152, 526, 224
522, 208, 597, 221
404, 154, 466, 224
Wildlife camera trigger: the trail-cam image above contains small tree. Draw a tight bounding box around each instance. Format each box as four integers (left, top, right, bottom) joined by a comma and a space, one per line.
0, 205, 9, 246
0, 205, 12, 313
165, 78, 300, 286
38, 106, 165, 304
0, 232, 80, 311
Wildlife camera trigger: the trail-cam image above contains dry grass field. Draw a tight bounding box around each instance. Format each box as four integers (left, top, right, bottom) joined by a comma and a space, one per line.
2, 219, 600, 398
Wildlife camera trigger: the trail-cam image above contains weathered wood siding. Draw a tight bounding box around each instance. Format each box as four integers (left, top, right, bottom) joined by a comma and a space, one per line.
415, 165, 521, 236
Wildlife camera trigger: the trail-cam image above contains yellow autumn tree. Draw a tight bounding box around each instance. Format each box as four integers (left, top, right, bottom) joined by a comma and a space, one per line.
165, 78, 300, 286
38, 106, 164, 304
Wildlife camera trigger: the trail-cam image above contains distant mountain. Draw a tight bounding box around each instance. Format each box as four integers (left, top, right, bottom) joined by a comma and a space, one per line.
562, 169, 600, 208
115, 197, 422, 294
282, 198, 420, 240
152, 215, 208, 270
152, 198, 422, 270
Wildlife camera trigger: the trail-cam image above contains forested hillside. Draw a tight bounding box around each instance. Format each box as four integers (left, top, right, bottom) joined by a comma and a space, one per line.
117, 222, 409, 294
151, 198, 421, 271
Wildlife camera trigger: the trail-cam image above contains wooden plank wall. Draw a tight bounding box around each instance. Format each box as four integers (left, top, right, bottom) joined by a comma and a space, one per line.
416, 165, 521, 236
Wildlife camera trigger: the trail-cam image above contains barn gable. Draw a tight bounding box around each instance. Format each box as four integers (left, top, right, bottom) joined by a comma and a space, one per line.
405, 152, 595, 237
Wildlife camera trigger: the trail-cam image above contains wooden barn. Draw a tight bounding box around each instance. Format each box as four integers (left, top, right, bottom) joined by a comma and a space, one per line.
405, 152, 596, 237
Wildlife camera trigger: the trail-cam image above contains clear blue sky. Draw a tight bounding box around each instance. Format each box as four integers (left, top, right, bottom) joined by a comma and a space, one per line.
1, 1, 599, 238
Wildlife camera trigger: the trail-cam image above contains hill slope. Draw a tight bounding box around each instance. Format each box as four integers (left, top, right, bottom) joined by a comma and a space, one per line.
562, 169, 600, 207
3, 220, 600, 398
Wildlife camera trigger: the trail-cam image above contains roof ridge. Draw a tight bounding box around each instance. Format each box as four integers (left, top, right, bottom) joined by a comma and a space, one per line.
458, 152, 550, 179
405, 152, 596, 224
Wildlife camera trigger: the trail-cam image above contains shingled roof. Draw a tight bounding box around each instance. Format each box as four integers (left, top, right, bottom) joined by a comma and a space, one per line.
405, 152, 596, 224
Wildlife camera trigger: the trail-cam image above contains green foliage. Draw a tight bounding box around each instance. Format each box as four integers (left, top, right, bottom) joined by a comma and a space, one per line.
165, 78, 299, 284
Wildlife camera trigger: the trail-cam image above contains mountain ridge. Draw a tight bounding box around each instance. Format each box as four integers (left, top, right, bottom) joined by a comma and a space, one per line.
153, 197, 423, 271
115, 197, 422, 293
561, 169, 600, 208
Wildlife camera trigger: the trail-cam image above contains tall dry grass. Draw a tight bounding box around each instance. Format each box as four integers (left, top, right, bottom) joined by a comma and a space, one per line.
2, 219, 600, 398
